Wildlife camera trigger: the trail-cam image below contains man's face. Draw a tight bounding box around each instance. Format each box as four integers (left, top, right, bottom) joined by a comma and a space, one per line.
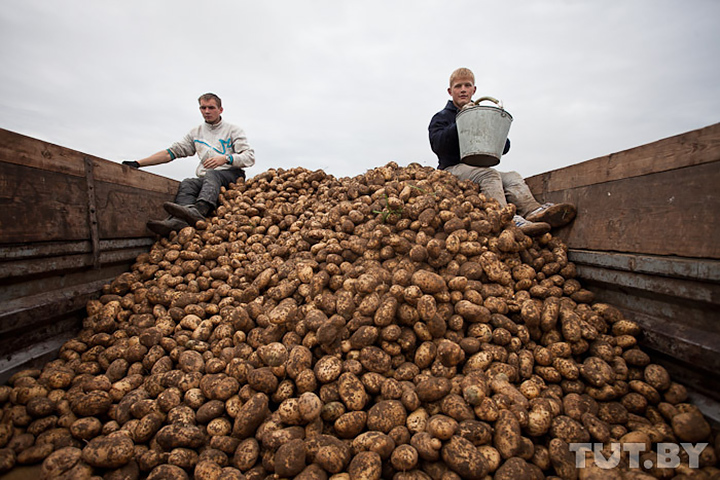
448, 77, 477, 108
199, 99, 223, 124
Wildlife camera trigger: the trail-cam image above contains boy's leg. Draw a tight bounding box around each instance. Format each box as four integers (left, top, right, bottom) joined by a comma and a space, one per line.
499, 171, 541, 217
446, 164, 507, 207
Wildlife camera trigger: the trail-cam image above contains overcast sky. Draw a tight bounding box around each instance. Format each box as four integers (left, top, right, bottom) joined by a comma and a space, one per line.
1, 1, 718, 182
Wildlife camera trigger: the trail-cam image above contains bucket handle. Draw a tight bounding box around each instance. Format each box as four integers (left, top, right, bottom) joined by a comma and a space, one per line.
470, 96, 504, 109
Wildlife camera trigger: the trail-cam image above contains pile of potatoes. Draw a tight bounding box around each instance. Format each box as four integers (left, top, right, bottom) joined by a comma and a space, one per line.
0, 162, 717, 479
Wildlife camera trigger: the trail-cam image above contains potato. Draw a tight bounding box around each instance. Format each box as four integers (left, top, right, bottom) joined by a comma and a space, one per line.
168, 447, 198, 469
147, 464, 189, 480
347, 450, 382, 480
39, 446, 82, 478
16, 442, 54, 465
2, 163, 717, 480
494, 456, 543, 480
155, 424, 205, 450
411, 270, 447, 294
391, 444, 419, 471
351, 431, 395, 460
550, 415, 591, 444
671, 410, 711, 442
441, 435, 489, 480
334, 411, 367, 439
338, 372, 368, 411
274, 438, 306, 477
426, 414, 458, 440
66, 417, 100, 442
0, 448, 14, 473
232, 393, 269, 439
81, 432, 134, 468
415, 376, 451, 403
194, 459, 223, 480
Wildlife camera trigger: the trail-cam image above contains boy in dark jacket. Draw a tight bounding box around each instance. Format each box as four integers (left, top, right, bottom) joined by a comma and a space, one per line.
429, 68, 575, 235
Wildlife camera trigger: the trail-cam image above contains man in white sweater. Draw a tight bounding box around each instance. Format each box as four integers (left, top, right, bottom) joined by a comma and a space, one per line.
123, 93, 255, 236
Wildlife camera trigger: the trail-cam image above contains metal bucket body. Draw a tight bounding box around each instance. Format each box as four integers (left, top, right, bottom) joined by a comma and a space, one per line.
456, 104, 513, 167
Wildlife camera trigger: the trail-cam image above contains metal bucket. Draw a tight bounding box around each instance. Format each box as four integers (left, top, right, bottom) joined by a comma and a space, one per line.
456, 96, 513, 167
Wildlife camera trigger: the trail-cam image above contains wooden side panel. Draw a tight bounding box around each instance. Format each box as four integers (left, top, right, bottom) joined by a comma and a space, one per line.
534, 162, 719, 258
526, 123, 720, 416
526, 122, 720, 192
526, 123, 720, 260
0, 128, 179, 244
0, 128, 179, 382
0, 161, 90, 242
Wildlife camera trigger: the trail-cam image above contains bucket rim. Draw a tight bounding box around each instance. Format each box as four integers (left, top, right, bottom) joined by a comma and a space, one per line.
456, 104, 513, 120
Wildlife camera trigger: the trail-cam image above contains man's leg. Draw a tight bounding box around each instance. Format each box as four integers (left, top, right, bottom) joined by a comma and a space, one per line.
173, 177, 204, 206
196, 169, 245, 209
165, 170, 245, 224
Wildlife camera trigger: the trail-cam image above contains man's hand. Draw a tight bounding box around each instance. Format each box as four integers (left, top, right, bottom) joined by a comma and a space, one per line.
122, 160, 140, 169
202, 155, 229, 169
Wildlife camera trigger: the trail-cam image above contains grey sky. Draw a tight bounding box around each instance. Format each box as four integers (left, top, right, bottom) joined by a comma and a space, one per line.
1, 0, 718, 182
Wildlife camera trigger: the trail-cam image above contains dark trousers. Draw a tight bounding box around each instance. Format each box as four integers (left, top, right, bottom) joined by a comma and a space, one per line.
174, 169, 245, 208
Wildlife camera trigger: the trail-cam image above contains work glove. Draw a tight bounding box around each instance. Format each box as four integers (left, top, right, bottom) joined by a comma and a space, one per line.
122, 160, 140, 169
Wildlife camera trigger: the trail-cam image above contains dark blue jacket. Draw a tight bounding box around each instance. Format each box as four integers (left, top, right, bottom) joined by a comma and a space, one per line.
429, 100, 510, 170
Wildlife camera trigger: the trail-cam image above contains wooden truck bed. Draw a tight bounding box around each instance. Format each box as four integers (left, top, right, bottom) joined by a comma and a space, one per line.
526, 122, 720, 422
0, 128, 179, 383
1, 123, 718, 424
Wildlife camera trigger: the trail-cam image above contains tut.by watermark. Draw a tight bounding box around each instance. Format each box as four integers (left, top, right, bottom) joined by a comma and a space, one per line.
569, 442, 708, 469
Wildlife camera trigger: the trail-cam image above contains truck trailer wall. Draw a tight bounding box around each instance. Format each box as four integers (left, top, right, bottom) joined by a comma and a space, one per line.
525, 122, 720, 419
0, 129, 179, 383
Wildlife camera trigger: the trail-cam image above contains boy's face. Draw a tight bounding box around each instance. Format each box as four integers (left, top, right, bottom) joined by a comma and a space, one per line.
448, 76, 477, 108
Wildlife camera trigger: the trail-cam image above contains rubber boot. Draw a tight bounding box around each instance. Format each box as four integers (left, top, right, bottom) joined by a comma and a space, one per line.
525, 203, 577, 228
163, 200, 212, 225
513, 215, 551, 236
146, 216, 189, 236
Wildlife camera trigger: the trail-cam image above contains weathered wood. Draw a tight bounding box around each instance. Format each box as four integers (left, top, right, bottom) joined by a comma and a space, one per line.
0, 128, 178, 192
525, 124, 720, 415
530, 161, 720, 259
0, 128, 179, 380
0, 158, 180, 244
0, 242, 151, 282
568, 250, 720, 282
526, 122, 720, 193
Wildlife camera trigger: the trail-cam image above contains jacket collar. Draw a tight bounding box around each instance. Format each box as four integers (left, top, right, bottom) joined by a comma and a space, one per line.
205, 117, 223, 129
444, 100, 458, 114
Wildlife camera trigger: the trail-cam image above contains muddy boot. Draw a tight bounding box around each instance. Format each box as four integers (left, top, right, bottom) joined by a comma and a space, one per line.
525, 202, 577, 228
163, 200, 211, 225
146, 217, 189, 236
513, 215, 551, 237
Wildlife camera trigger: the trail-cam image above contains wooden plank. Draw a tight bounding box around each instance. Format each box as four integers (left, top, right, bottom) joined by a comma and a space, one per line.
0, 128, 178, 194
0, 162, 178, 243
576, 264, 720, 307
0, 260, 137, 301
535, 162, 720, 259
0, 238, 153, 261
569, 249, 720, 282
0, 316, 80, 355
0, 278, 110, 336
0, 161, 91, 243
94, 178, 181, 239
526, 122, 720, 193
0, 245, 150, 281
